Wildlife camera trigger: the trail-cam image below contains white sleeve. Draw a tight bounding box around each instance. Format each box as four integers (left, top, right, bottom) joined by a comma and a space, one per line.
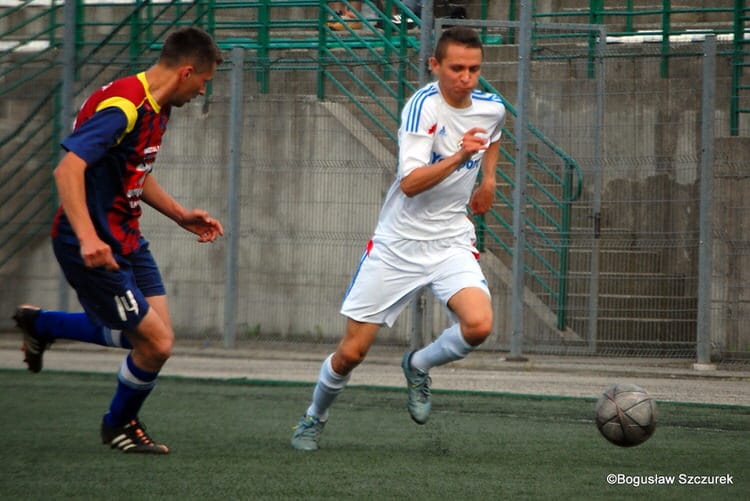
398, 131, 434, 180
490, 104, 506, 143
397, 97, 438, 180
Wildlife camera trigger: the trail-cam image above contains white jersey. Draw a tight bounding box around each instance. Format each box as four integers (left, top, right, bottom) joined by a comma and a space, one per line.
373, 82, 506, 241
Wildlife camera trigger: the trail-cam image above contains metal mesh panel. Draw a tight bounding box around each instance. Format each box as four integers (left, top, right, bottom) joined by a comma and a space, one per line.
482, 32, 708, 357
713, 138, 750, 364
419, 24, 747, 364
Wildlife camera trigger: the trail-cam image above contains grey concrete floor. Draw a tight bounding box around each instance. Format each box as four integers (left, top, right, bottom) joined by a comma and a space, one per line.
1, 336, 748, 407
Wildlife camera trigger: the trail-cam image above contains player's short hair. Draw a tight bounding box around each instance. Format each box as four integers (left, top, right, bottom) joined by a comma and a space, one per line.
434, 26, 484, 61
159, 27, 223, 72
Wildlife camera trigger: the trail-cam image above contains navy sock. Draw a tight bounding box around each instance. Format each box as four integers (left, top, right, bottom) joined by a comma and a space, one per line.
104, 354, 158, 428
34, 310, 132, 348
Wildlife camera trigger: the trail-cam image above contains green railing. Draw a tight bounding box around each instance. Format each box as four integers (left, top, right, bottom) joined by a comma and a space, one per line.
0, 1, 62, 271
473, 78, 583, 331
519, 0, 750, 135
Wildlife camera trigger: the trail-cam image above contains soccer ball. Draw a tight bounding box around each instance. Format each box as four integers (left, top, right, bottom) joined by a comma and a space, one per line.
595, 383, 656, 447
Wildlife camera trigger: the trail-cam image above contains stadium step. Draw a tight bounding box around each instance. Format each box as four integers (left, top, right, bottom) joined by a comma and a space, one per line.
568, 317, 696, 345
566, 293, 697, 320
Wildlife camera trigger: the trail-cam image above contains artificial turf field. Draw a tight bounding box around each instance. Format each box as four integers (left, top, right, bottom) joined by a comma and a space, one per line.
1, 369, 748, 500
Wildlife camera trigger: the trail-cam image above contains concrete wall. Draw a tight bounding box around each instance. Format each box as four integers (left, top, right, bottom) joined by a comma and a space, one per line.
712, 137, 750, 354
1, 92, 568, 346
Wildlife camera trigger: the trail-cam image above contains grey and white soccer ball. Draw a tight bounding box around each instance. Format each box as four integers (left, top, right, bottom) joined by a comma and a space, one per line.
595, 383, 656, 447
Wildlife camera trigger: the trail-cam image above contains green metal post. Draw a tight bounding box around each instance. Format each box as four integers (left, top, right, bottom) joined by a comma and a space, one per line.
145, 0, 153, 49
257, 0, 270, 93
730, 0, 745, 136
199, 0, 216, 36
625, 0, 634, 32
589, 0, 603, 26
203, 0, 216, 105
480, 0, 488, 42
587, 0, 603, 78
49, 0, 57, 47
209, 0, 216, 35
197, 0, 215, 108
129, 1, 143, 74
75, 0, 84, 80
661, 0, 670, 78
383, 0, 394, 81
317, 0, 327, 100
194, 0, 203, 28
475, 215, 486, 252
474, 168, 487, 252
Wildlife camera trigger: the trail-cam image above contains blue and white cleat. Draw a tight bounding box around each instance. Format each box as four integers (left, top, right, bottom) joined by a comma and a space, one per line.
401, 352, 432, 424
291, 414, 326, 451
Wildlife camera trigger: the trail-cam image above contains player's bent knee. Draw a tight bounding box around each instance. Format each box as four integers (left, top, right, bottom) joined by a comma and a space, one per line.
335, 346, 366, 372
142, 338, 173, 365
463, 316, 493, 346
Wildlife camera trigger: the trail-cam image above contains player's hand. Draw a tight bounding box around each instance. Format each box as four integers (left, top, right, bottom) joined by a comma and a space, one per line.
469, 182, 495, 215
458, 127, 490, 160
180, 209, 224, 243
80, 236, 119, 271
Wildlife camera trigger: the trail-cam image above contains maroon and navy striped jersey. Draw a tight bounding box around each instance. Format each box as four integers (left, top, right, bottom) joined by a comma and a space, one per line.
53, 72, 171, 255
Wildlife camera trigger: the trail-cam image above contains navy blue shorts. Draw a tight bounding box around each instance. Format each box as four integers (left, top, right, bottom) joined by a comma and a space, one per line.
52, 237, 166, 331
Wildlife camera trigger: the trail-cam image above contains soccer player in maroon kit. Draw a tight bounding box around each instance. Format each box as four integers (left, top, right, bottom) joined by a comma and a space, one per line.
13, 27, 224, 454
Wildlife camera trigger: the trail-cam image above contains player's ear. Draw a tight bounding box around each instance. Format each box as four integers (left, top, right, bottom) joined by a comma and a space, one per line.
179, 65, 194, 81
428, 56, 439, 74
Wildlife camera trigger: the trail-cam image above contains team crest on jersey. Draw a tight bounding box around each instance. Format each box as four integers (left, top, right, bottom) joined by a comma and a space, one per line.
427, 123, 437, 135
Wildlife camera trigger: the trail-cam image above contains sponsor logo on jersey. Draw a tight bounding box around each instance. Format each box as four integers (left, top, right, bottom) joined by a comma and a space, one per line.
430, 151, 481, 171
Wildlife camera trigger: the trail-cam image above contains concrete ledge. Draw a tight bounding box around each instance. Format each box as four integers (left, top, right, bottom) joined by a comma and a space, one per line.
692, 362, 717, 371
1, 337, 748, 406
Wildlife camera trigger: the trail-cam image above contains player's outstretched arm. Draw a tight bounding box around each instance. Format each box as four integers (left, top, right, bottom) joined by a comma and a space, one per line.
141, 174, 224, 243
178, 209, 224, 243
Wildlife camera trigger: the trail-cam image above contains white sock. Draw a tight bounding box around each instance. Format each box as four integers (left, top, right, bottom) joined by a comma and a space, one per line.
105, 329, 131, 348
306, 354, 350, 421
410, 323, 473, 372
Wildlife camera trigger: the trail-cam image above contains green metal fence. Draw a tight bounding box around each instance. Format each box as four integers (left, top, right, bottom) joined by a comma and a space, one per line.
519, 0, 750, 136
474, 87, 584, 331
1, 0, 581, 332
0, 1, 62, 273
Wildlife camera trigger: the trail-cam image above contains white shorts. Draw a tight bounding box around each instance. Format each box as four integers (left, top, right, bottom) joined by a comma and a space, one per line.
340, 233, 491, 327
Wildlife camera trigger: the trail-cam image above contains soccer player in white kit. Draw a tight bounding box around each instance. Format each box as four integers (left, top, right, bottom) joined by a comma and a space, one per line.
292, 26, 506, 451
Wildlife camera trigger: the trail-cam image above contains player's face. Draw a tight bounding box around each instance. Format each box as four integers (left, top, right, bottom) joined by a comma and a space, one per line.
172, 63, 216, 107
430, 43, 482, 108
